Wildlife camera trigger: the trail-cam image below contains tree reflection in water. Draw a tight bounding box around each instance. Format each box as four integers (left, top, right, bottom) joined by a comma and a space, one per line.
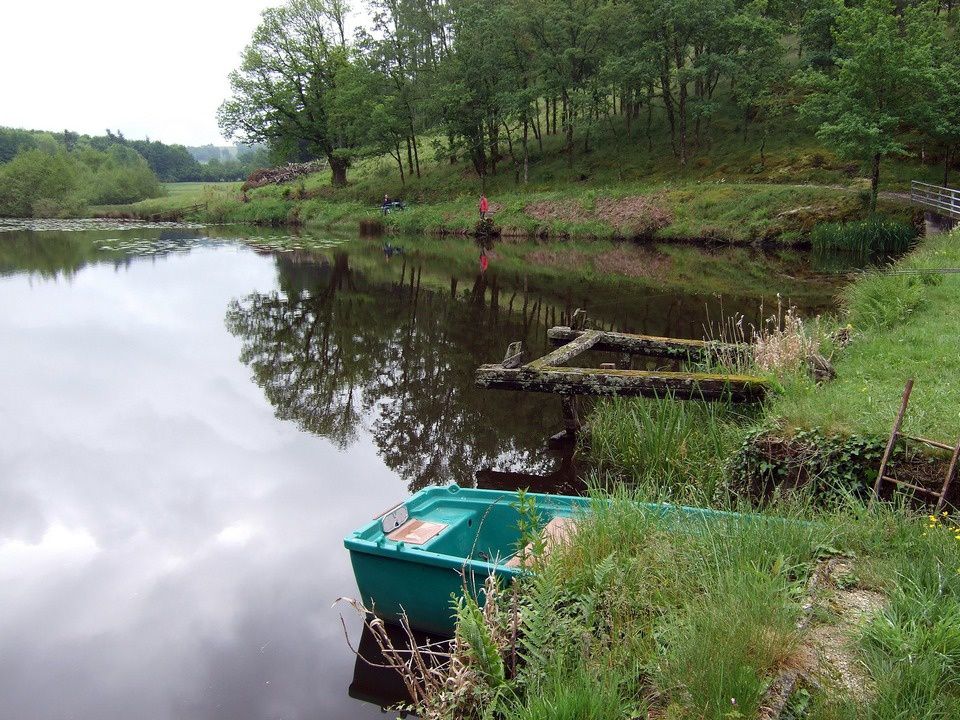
225, 251, 560, 491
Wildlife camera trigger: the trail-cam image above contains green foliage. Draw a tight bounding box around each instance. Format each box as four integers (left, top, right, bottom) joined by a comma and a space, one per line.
513, 490, 544, 567
843, 271, 930, 331
455, 594, 507, 688
0, 148, 83, 217
810, 218, 917, 254
797, 0, 938, 211
0, 142, 162, 217
730, 427, 888, 500
218, 0, 355, 185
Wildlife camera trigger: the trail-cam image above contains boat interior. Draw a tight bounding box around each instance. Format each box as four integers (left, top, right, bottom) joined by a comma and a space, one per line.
363, 492, 580, 567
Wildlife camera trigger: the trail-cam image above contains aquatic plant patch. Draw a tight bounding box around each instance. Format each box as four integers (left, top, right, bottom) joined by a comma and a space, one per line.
810, 218, 917, 254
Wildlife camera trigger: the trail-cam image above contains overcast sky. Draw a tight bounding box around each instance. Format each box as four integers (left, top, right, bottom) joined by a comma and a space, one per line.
0, 0, 348, 146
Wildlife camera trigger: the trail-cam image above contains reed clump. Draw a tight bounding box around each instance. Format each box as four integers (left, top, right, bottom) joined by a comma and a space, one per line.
810, 217, 917, 254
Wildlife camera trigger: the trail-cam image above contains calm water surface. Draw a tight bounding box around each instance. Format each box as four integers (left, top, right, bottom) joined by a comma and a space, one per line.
0, 221, 846, 719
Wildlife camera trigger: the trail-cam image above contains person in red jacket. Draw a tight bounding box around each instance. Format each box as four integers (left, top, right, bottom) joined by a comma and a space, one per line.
479, 194, 489, 219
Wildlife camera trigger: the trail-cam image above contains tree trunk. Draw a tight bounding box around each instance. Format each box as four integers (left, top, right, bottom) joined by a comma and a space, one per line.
448, 130, 457, 165
522, 118, 529, 185
394, 143, 405, 184
406, 137, 414, 176
412, 133, 421, 178
660, 60, 677, 156
533, 99, 542, 148
870, 152, 881, 214
674, 40, 688, 167
646, 81, 654, 152
329, 155, 348, 187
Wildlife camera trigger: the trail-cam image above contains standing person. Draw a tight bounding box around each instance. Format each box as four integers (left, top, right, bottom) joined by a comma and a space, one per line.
479, 194, 489, 219
381, 194, 390, 215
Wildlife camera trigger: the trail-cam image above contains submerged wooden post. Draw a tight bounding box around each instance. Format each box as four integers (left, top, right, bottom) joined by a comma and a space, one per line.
560, 396, 581, 436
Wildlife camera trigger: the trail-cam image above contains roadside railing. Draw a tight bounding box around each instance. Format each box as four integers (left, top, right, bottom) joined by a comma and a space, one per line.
911, 181, 960, 220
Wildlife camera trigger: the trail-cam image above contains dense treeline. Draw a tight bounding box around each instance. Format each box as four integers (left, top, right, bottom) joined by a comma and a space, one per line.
0, 127, 270, 184
220, 0, 959, 210
0, 141, 161, 217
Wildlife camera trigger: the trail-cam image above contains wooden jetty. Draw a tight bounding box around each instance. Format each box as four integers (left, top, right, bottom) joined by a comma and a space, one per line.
475, 311, 768, 410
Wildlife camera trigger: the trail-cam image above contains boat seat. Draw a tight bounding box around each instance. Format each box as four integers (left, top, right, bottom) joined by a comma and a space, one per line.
387, 519, 448, 545
504, 516, 577, 568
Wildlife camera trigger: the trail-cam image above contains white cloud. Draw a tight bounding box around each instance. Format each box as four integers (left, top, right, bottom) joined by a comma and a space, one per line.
1, 0, 276, 145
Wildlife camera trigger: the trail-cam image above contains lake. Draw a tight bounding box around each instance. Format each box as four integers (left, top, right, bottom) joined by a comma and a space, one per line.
0, 220, 848, 719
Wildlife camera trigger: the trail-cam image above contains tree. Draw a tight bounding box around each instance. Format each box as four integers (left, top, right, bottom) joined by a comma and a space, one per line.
0, 149, 81, 217
728, 3, 787, 164
797, 0, 937, 212
217, 0, 357, 186
926, 34, 960, 185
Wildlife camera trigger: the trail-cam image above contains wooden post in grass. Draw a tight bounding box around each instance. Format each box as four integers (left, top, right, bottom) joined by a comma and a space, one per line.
872, 379, 914, 507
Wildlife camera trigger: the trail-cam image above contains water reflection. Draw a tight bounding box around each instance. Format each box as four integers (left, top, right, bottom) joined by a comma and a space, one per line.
226, 251, 562, 491
0, 222, 853, 720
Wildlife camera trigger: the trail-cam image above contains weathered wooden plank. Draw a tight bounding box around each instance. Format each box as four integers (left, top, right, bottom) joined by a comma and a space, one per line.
501, 341, 527, 369
526, 329, 602, 370
475, 364, 768, 402
547, 327, 741, 361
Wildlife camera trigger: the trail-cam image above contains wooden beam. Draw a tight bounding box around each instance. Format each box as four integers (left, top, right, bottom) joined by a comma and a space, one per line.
547, 327, 741, 361
475, 364, 768, 402
526, 329, 602, 370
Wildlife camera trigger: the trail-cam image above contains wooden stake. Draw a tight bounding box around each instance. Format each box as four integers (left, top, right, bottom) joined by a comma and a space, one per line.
872, 379, 914, 507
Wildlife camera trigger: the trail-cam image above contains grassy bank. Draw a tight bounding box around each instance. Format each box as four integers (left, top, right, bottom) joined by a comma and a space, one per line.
589, 228, 960, 494
89, 109, 928, 244
774, 230, 960, 439
397, 490, 960, 720
394, 229, 960, 720
92, 178, 916, 244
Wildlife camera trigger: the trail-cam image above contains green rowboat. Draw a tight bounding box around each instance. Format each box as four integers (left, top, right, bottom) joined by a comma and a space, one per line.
345, 484, 588, 635
345, 483, 774, 636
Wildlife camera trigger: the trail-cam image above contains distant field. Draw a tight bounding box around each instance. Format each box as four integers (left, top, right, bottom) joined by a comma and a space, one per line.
162, 182, 240, 196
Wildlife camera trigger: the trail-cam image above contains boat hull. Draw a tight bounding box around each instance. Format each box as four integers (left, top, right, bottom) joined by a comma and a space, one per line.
344, 484, 588, 636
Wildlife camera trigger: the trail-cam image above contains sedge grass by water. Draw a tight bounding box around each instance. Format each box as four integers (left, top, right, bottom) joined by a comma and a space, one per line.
810, 217, 917, 254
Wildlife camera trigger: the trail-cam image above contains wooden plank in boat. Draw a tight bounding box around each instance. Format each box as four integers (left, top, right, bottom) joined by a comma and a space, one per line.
505, 516, 577, 568
387, 519, 447, 544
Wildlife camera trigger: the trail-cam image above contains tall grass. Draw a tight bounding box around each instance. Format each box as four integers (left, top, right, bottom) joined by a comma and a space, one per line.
810, 217, 917, 254
842, 271, 929, 330
521, 489, 820, 719
507, 658, 638, 720
587, 395, 753, 503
